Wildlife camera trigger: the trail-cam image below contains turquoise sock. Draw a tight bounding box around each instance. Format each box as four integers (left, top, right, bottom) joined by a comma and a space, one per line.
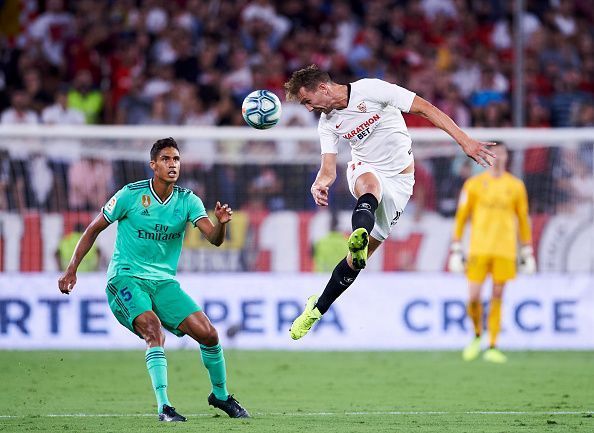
145, 347, 171, 413
200, 343, 229, 400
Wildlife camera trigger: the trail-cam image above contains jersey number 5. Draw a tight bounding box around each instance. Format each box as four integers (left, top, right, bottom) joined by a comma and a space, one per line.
120, 287, 132, 302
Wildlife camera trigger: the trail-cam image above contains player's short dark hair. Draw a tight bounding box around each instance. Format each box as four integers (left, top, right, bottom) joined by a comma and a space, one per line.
150, 137, 179, 161
284, 64, 332, 101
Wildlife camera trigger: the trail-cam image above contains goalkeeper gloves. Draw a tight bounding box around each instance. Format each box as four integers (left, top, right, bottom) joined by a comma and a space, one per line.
519, 245, 536, 274
448, 241, 465, 273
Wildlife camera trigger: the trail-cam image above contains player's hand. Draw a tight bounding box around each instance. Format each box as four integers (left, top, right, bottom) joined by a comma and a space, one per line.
58, 268, 77, 295
311, 184, 329, 206
518, 245, 536, 274
461, 139, 497, 168
448, 242, 465, 273
214, 201, 233, 224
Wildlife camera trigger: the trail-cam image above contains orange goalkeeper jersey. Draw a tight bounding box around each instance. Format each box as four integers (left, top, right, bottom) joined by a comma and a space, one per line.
453, 171, 531, 260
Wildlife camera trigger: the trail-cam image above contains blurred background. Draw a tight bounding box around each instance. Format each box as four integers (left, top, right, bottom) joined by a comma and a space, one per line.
0, 0, 593, 351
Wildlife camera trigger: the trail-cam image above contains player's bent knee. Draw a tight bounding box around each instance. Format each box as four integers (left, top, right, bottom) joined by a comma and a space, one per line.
201, 326, 219, 346
141, 325, 164, 346
134, 314, 164, 346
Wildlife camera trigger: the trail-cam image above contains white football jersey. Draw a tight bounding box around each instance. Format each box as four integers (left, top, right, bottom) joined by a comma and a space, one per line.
318, 78, 416, 176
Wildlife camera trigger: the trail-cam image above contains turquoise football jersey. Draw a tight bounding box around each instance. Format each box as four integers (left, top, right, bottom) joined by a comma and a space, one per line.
102, 179, 207, 280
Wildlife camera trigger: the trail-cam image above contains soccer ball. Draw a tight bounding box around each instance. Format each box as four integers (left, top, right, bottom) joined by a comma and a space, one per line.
241, 90, 282, 129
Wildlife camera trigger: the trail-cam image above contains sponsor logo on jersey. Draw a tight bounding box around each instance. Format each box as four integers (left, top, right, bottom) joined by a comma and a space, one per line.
343, 113, 381, 140
137, 224, 182, 241
142, 195, 151, 208
141, 209, 150, 216
357, 102, 367, 112
105, 196, 117, 213
336, 121, 343, 128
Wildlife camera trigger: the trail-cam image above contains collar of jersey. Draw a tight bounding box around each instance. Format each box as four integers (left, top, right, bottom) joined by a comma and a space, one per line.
149, 179, 174, 205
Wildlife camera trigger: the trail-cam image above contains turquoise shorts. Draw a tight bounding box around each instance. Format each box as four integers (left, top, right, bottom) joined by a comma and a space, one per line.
106, 275, 201, 338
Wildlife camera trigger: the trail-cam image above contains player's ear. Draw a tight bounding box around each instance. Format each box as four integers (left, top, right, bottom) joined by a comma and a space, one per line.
149, 160, 155, 170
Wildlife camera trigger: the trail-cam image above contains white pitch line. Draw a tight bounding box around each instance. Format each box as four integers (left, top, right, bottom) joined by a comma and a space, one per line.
0, 411, 592, 419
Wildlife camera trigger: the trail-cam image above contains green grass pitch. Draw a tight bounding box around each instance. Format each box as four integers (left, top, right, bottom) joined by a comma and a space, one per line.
1, 350, 593, 432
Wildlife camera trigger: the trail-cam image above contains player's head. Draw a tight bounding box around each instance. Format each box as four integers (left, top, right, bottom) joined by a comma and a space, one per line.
149, 137, 180, 184
284, 64, 335, 114
489, 141, 508, 173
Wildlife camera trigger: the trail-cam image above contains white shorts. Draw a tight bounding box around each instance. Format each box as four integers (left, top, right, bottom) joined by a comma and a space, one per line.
346, 161, 415, 241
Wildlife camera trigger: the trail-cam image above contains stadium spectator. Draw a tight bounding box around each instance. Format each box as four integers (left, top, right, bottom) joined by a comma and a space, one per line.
0, 89, 39, 124
42, 86, 86, 125
67, 69, 103, 124
68, 157, 113, 211
246, 166, 285, 212
313, 211, 348, 273
24, 152, 55, 211
550, 69, 591, 127
22, 68, 53, 113
56, 222, 101, 272
28, 0, 74, 69
114, 75, 152, 125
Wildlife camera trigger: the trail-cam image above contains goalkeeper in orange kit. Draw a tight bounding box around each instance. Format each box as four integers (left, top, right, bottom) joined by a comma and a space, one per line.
448, 143, 536, 363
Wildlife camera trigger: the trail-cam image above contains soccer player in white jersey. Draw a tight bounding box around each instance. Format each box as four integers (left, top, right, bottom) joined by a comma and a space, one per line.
285, 65, 496, 340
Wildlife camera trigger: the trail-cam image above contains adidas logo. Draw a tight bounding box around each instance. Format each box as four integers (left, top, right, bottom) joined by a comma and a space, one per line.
141, 209, 150, 216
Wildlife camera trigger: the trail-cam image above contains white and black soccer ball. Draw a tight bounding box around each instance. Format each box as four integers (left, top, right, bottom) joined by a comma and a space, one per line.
241, 90, 282, 129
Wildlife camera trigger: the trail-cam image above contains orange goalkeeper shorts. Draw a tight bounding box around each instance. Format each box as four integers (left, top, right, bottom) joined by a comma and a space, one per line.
466, 255, 516, 284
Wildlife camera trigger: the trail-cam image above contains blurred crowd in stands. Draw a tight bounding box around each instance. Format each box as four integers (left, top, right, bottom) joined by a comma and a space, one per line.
0, 0, 593, 217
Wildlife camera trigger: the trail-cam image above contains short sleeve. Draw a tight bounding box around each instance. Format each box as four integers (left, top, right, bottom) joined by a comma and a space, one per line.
102, 187, 131, 224
188, 193, 208, 226
318, 118, 339, 154
361, 78, 416, 113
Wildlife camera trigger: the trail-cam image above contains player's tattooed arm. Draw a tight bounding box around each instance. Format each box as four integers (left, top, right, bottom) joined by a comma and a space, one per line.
409, 96, 496, 168
311, 153, 337, 206
196, 201, 232, 246
58, 213, 109, 294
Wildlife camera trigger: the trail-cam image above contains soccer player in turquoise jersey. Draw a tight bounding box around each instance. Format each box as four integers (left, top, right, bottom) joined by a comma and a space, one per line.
58, 138, 249, 421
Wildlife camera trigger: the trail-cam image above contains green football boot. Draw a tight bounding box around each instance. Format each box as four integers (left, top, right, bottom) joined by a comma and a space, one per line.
348, 227, 369, 270
462, 336, 482, 361
289, 295, 322, 340
483, 348, 508, 364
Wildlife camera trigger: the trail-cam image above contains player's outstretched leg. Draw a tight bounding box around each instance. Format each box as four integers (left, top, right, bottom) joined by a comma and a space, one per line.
349, 193, 378, 270
290, 258, 361, 340
201, 343, 250, 418
145, 347, 186, 421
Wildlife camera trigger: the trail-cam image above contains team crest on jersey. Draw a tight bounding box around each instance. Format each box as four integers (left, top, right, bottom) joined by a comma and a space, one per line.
357, 101, 367, 112
141, 195, 151, 208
